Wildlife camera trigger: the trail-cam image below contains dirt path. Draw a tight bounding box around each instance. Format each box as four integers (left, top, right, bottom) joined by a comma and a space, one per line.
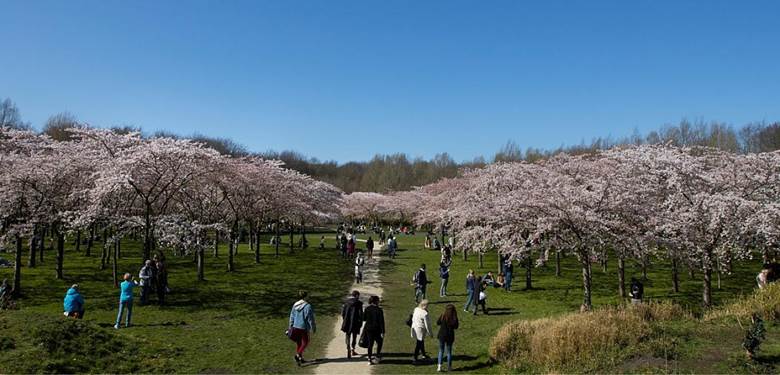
309, 239, 384, 374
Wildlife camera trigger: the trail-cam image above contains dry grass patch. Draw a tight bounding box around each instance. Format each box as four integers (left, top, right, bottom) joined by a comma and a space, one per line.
706, 282, 780, 322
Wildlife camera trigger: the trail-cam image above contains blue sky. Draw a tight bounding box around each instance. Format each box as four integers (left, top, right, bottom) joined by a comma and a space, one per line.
2, 1, 779, 163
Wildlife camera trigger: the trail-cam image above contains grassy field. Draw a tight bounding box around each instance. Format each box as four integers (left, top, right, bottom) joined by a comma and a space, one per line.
376, 233, 778, 374
0, 233, 352, 373
1, 230, 778, 373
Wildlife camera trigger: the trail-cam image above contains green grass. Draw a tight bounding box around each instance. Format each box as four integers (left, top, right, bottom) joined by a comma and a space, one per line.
1, 230, 778, 373
0, 233, 352, 373
375, 233, 775, 373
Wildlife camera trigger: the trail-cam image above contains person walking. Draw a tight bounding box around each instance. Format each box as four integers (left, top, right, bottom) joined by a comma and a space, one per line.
411, 299, 433, 364
63, 284, 85, 319
439, 262, 450, 297
414, 264, 432, 303
114, 273, 138, 329
363, 295, 385, 364
436, 304, 460, 372
153, 254, 167, 306
138, 260, 153, 305
355, 252, 365, 284
472, 276, 484, 315
340, 235, 348, 259
320, 235, 326, 250
341, 290, 364, 358
366, 237, 375, 258
289, 290, 317, 365
387, 236, 397, 259
347, 238, 356, 259
463, 270, 476, 312
503, 259, 514, 292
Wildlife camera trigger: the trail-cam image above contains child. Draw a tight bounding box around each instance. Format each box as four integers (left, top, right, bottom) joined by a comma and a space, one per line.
477, 286, 488, 315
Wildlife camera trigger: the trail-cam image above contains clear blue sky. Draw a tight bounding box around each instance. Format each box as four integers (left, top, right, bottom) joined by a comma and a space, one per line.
2, 1, 779, 163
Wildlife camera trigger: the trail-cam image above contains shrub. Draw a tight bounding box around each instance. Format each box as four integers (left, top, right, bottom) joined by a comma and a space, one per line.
706, 282, 780, 322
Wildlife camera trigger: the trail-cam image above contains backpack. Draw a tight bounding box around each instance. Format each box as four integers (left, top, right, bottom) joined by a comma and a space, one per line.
405, 313, 413, 327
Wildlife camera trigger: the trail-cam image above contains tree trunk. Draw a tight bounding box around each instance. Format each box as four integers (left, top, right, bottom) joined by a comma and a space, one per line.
555, 250, 562, 277
28, 227, 37, 268
249, 228, 254, 252
497, 252, 503, 273
75, 230, 81, 254
227, 226, 236, 272
478, 252, 483, 268
641, 256, 648, 281
143, 210, 152, 261
275, 220, 280, 257
55, 226, 64, 280
86, 225, 94, 256
213, 231, 219, 257
112, 238, 119, 288
618, 256, 626, 298
581, 251, 592, 310
463, 248, 467, 261
39, 226, 45, 262
254, 227, 261, 264
289, 225, 294, 254
703, 267, 712, 307
525, 257, 533, 290
197, 246, 205, 281
100, 227, 109, 270
601, 254, 607, 273
12, 234, 22, 297
301, 222, 307, 249
672, 257, 680, 293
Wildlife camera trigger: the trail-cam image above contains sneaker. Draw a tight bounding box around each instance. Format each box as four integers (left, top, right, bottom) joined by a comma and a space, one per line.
351, 349, 359, 356
113, 324, 119, 329
437, 365, 442, 372
294, 355, 301, 365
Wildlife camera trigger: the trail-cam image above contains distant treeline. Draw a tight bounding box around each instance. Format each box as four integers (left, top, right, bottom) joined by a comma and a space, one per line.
2, 97, 779, 193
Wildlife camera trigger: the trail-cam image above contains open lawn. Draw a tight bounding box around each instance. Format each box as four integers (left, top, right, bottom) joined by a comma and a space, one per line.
0, 234, 352, 373
1, 231, 779, 373
377, 233, 779, 373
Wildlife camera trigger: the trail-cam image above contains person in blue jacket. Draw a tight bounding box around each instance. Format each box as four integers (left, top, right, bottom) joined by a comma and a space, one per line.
115, 273, 139, 329
63, 284, 85, 319
289, 290, 317, 366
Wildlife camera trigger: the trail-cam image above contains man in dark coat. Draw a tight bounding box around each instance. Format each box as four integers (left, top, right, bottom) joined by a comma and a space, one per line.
341, 290, 363, 358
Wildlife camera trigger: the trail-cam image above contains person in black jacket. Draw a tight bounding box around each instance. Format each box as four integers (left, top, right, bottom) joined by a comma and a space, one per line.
414, 264, 432, 303
436, 303, 459, 372
363, 295, 385, 364
341, 290, 364, 358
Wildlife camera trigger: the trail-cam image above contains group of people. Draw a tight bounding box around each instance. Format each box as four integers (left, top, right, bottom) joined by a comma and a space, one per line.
409, 300, 460, 371
59, 255, 169, 329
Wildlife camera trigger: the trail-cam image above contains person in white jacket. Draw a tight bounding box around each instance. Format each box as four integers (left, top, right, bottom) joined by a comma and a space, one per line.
410, 299, 433, 363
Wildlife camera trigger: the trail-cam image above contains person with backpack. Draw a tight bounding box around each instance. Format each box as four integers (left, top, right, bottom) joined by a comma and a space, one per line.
436, 304, 460, 372
439, 261, 450, 297
289, 290, 317, 365
463, 270, 476, 312
414, 264, 432, 303
363, 295, 385, 364
63, 284, 85, 319
341, 290, 363, 358
410, 299, 433, 364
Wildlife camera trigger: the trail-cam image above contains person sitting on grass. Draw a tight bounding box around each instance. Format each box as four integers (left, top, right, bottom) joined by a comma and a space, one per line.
482, 271, 496, 287
115, 273, 138, 329
495, 273, 506, 289
63, 284, 85, 319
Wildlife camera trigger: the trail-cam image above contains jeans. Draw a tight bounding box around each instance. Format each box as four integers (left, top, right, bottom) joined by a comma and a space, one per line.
463, 289, 474, 311
438, 339, 453, 369
440, 278, 448, 296
115, 299, 133, 327
414, 339, 426, 359
505, 272, 513, 291
415, 286, 426, 303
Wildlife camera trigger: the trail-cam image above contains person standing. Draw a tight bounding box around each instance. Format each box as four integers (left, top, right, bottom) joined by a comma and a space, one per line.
463, 270, 476, 312
436, 304, 459, 372
320, 235, 326, 250
289, 290, 317, 365
439, 262, 450, 297
153, 254, 167, 306
115, 273, 138, 329
63, 284, 85, 319
411, 299, 433, 364
347, 238, 356, 259
341, 290, 364, 358
414, 264, 431, 303
504, 259, 514, 292
472, 276, 484, 315
138, 260, 153, 305
363, 295, 385, 364
366, 237, 375, 258
340, 235, 348, 259
630, 277, 644, 304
